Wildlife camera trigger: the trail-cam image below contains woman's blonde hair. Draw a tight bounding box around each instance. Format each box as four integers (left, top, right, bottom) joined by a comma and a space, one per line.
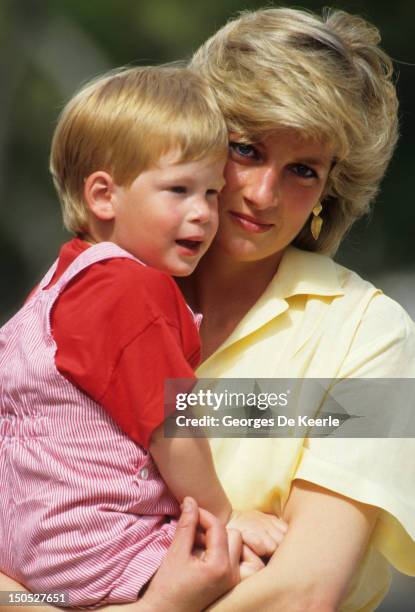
50, 65, 228, 234
190, 8, 399, 254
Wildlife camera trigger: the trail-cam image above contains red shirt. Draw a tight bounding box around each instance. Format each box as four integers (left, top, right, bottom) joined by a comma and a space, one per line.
47, 238, 200, 448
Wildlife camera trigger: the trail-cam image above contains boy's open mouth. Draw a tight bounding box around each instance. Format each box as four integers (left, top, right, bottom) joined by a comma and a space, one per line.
175, 239, 202, 253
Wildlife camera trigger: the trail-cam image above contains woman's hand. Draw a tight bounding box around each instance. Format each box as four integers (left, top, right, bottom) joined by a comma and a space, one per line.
143, 498, 242, 611
0, 497, 242, 612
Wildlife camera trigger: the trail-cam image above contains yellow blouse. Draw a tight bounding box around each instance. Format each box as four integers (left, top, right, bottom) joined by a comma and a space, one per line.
197, 246, 415, 612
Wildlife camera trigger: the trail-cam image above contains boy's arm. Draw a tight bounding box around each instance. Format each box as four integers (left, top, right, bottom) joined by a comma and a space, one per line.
150, 425, 232, 524
150, 426, 288, 557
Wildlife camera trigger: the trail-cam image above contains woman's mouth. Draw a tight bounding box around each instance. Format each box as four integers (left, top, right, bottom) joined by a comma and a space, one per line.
229, 211, 274, 233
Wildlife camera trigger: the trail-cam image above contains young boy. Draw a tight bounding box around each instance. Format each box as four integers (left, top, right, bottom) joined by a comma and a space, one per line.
0, 66, 284, 607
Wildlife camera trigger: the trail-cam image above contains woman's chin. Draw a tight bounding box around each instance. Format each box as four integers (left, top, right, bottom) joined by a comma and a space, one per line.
214, 235, 283, 264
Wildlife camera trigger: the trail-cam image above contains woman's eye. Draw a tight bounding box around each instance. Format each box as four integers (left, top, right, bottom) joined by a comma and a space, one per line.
291, 164, 318, 179
169, 186, 187, 194
229, 142, 259, 160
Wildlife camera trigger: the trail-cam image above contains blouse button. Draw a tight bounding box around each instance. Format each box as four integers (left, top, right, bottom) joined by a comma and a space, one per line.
140, 467, 149, 480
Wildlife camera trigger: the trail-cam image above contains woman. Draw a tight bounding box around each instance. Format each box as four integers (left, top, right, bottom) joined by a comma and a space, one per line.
183, 8, 415, 610
2, 7, 414, 611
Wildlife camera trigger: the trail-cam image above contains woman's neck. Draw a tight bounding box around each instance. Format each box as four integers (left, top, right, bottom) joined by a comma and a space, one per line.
179, 246, 285, 360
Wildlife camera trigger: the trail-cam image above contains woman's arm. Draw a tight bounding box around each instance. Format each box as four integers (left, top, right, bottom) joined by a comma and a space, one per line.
206, 479, 379, 612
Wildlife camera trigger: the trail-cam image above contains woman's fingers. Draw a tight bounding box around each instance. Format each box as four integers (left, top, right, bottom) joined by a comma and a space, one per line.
226, 527, 243, 576
193, 511, 243, 587
144, 499, 240, 611
169, 496, 199, 557
194, 528, 206, 548
198, 507, 237, 566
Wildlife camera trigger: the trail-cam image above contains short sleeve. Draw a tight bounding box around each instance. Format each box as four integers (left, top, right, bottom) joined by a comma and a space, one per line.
98, 317, 196, 449
335, 293, 415, 379
52, 257, 200, 449
295, 293, 415, 575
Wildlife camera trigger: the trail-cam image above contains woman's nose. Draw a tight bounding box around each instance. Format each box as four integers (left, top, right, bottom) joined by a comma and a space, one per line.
245, 166, 280, 210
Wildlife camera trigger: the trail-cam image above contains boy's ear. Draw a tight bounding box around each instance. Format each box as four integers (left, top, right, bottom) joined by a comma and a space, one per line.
84, 171, 116, 221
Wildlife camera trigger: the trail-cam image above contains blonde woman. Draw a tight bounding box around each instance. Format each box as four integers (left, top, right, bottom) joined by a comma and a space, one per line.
182, 8, 414, 610
1, 7, 414, 612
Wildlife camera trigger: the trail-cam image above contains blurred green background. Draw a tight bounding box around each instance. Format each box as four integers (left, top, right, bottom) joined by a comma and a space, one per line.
1, 0, 415, 323
0, 0, 414, 608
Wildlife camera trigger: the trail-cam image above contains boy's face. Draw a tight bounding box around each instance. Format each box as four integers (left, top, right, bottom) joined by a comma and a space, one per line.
111, 150, 226, 276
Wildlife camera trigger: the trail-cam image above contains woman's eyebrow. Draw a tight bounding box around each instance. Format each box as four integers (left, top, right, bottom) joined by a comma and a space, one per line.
295, 156, 330, 167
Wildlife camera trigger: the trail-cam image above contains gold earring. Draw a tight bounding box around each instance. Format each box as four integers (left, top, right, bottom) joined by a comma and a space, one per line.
311, 202, 323, 240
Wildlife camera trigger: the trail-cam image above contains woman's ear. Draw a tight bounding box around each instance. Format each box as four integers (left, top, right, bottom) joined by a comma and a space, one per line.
84, 171, 116, 221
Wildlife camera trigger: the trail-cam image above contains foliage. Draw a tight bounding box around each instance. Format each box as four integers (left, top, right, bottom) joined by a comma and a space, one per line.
1, 0, 414, 322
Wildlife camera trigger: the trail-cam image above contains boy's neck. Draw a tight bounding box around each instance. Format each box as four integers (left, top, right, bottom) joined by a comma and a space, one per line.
83, 215, 116, 246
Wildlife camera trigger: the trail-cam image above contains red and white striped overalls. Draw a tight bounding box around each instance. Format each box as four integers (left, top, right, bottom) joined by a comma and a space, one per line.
0, 242, 179, 607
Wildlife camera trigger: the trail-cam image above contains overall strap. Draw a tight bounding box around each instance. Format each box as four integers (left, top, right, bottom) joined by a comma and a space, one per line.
189, 308, 203, 329
37, 259, 59, 291
50, 242, 145, 295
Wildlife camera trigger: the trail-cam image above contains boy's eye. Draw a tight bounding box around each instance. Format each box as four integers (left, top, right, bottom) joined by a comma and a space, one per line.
206, 189, 219, 197
169, 186, 187, 194
229, 141, 260, 160
290, 164, 318, 179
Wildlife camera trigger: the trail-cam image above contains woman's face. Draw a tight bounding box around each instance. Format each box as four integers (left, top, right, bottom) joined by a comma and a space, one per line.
214, 129, 334, 263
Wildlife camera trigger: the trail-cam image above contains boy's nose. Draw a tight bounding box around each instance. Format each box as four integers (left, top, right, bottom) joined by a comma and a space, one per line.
191, 196, 212, 223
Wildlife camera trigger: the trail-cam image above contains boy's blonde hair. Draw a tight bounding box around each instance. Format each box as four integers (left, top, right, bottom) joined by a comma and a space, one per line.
190, 8, 399, 254
50, 65, 228, 234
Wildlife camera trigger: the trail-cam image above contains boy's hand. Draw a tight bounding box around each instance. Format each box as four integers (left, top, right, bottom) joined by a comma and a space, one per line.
239, 544, 266, 580
228, 510, 288, 558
